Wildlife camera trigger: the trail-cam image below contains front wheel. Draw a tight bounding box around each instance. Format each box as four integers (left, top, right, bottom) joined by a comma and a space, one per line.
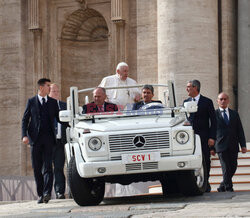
177, 155, 207, 196
67, 157, 105, 206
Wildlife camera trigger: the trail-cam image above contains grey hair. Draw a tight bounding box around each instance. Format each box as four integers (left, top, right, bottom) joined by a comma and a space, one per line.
116, 62, 128, 71
142, 84, 154, 94
189, 80, 201, 92
94, 87, 106, 95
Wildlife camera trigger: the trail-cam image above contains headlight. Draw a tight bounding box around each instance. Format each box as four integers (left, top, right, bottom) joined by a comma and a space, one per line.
88, 137, 102, 151
176, 131, 189, 144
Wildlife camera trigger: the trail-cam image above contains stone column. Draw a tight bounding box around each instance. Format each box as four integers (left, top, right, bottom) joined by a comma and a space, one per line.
28, 0, 44, 92
136, 0, 158, 87
157, 0, 219, 105
111, 0, 126, 67
220, 0, 237, 108
238, 0, 250, 141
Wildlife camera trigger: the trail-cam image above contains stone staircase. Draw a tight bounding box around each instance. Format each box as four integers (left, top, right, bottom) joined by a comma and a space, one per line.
210, 142, 250, 192
148, 142, 250, 194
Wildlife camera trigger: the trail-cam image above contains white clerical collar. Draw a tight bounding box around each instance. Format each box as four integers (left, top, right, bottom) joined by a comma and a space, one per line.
38, 94, 48, 104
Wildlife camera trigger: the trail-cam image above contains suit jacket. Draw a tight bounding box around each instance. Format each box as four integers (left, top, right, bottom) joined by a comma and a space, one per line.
215, 108, 246, 153
82, 102, 118, 114
22, 95, 60, 145
58, 101, 67, 145
132, 100, 162, 110
184, 95, 216, 140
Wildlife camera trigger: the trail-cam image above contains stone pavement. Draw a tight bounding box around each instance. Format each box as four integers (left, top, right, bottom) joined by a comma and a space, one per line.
1, 192, 250, 217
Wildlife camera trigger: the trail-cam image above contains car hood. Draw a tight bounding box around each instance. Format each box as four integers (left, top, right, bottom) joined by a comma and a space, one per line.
75, 115, 185, 132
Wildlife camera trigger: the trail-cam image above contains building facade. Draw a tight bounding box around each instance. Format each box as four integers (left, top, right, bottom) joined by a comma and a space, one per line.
0, 0, 249, 183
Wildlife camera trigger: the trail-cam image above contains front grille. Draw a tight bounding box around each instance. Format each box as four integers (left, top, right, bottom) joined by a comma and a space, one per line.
125, 162, 158, 171
109, 131, 169, 153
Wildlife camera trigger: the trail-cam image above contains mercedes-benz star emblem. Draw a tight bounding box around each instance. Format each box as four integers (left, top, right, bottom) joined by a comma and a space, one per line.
133, 135, 146, 147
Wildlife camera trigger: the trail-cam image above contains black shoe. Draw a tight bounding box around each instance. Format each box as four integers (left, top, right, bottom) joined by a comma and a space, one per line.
43, 194, 51, 203
56, 193, 65, 199
217, 187, 226, 192
37, 196, 43, 204
226, 187, 234, 192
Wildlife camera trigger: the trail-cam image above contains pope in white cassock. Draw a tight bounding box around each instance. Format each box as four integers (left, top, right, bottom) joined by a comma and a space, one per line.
99, 62, 156, 197
99, 62, 140, 109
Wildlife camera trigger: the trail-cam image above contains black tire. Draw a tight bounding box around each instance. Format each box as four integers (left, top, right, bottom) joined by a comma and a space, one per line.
177, 155, 207, 196
160, 173, 180, 197
67, 156, 105, 206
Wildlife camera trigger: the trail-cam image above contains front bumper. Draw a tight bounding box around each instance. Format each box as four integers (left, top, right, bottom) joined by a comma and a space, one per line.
78, 153, 202, 178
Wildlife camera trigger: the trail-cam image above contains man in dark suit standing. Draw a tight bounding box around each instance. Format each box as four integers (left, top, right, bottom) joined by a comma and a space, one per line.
82, 87, 118, 113
184, 80, 217, 192
22, 78, 59, 203
215, 92, 247, 192
49, 83, 67, 199
132, 84, 162, 110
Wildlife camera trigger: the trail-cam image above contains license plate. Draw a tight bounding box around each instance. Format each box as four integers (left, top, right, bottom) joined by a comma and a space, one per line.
121, 152, 160, 164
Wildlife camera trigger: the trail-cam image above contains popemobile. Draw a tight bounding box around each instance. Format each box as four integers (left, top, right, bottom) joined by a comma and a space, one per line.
59, 81, 206, 206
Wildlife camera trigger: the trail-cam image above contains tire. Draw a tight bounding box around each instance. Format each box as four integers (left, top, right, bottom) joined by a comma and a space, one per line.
177, 155, 207, 196
67, 157, 105, 206
160, 173, 180, 197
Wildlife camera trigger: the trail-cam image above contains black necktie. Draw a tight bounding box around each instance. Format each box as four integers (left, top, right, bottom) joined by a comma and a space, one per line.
223, 109, 229, 125
42, 97, 45, 106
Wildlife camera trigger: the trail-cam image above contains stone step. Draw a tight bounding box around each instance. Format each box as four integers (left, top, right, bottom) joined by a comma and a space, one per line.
210, 165, 250, 175
209, 173, 250, 183
148, 184, 162, 194
211, 157, 250, 166
211, 181, 250, 191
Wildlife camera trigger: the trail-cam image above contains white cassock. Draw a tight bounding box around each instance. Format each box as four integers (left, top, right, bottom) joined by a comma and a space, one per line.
99, 74, 140, 109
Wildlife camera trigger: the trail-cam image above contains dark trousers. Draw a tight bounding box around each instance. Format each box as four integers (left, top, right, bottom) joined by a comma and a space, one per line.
218, 150, 238, 189
52, 139, 66, 195
31, 134, 54, 197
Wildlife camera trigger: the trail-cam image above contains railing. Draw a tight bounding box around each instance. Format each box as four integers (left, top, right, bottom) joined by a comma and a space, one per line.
0, 176, 36, 201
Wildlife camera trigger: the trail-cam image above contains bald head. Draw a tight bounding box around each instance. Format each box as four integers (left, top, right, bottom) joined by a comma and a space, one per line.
49, 83, 60, 100
217, 92, 229, 109
93, 87, 107, 106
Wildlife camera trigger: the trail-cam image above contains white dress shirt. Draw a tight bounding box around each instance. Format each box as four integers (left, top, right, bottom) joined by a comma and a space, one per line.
192, 94, 200, 103
37, 94, 48, 104
56, 100, 62, 139
219, 107, 230, 120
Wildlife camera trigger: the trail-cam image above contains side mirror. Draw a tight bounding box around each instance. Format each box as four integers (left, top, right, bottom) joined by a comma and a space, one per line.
183, 101, 198, 113
59, 110, 72, 122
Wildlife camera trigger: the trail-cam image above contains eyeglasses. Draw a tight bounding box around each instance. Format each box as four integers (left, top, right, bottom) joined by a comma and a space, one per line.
218, 98, 228, 101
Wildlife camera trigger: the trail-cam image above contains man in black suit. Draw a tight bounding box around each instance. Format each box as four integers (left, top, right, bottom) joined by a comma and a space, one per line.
215, 92, 247, 192
22, 78, 60, 203
82, 87, 118, 113
132, 84, 162, 110
184, 80, 216, 192
49, 83, 67, 199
